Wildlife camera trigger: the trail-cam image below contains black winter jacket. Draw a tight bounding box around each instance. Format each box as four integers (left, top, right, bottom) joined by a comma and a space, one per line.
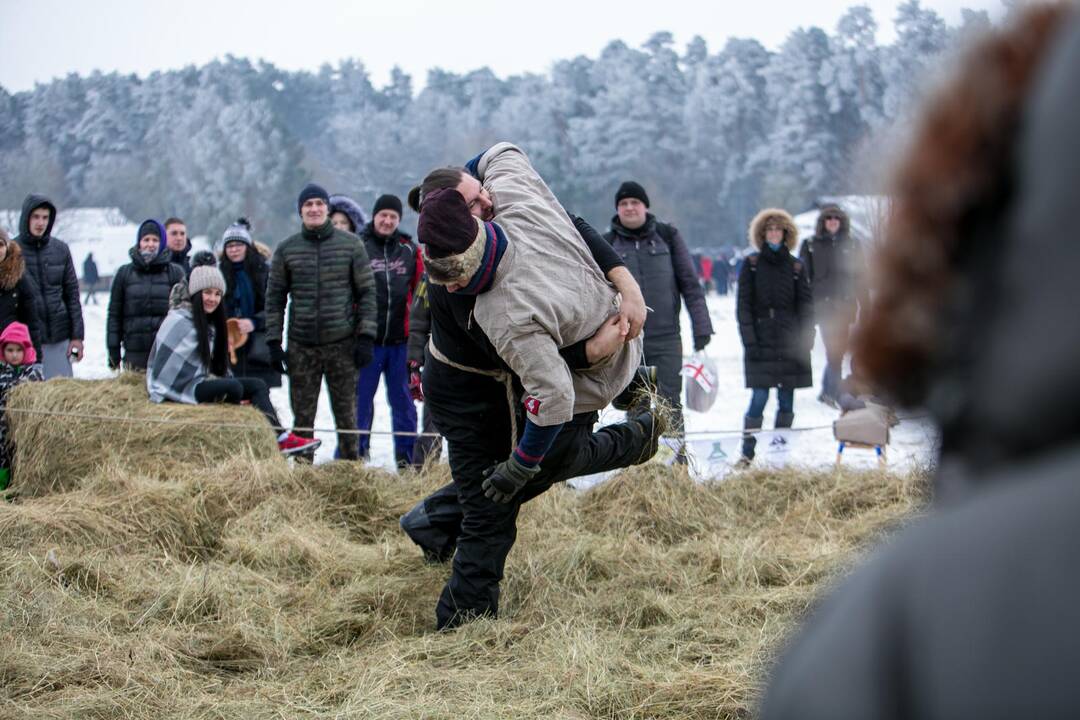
798, 207, 867, 324
360, 224, 422, 346
265, 220, 377, 347
408, 275, 432, 366
107, 247, 185, 369
605, 215, 712, 342
221, 243, 281, 388
14, 194, 84, 344
0, 241, 44, 357
737, 246, 814, 389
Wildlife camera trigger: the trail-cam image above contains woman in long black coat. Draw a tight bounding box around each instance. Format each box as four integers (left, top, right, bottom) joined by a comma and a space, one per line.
736, 208, 814, 464
0, 229, 45, 361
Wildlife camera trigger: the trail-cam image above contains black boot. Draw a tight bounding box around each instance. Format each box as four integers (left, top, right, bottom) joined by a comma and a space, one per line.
628, 409, 662, 465
739, 415, 763, 465
768, 411, 795, 452
613, 365, 658, 412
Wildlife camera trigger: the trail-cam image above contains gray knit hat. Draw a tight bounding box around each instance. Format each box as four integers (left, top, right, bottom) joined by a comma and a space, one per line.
188, 265, 226, 298
221, 220, 253, 249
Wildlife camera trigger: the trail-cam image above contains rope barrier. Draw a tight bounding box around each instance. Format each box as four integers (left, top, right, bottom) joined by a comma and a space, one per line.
5, 406, 443, 438
6, 405, 931, 441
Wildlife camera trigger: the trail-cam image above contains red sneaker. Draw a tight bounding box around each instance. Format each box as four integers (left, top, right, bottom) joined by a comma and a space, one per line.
278, 432, 322, 456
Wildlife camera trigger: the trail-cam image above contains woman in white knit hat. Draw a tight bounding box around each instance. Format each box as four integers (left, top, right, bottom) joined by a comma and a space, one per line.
146, 264, 320, 456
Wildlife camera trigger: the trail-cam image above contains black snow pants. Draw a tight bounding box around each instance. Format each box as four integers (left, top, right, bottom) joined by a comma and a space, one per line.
416, 354, 648, 630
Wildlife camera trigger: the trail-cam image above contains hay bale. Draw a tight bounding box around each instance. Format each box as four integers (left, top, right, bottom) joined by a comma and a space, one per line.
8, 374, 280, 496
0, 435, 931, 719
578, 464, 728, 543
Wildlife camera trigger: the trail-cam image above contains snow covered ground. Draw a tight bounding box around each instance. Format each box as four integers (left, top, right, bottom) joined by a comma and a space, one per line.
74, 289, 937, 481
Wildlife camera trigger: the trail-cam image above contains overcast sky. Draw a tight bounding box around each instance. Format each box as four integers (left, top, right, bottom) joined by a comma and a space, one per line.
1, 0, 1005, 93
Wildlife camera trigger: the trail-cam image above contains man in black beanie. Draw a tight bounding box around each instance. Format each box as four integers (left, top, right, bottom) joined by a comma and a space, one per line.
351, 193, 423, 467
265, 182, 377, 460
604, 180, 713, 463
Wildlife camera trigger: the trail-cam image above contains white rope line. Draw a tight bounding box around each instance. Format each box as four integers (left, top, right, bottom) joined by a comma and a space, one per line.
7, 405, 931, 442
5, 406, 443, 438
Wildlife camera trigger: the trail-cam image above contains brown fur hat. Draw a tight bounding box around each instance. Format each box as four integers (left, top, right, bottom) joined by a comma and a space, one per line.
748, 208, 798, 251
0, 229, 26, 292
853, 4, 1068, 406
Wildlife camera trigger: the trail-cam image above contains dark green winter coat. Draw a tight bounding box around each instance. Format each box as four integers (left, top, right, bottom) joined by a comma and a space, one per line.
265, 220, 377, 347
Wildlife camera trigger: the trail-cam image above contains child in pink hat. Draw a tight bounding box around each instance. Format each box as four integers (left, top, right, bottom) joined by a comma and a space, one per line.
0, 322, 44, 490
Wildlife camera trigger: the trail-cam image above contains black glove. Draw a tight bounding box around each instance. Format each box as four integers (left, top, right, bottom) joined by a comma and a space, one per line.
482, 457, 541, 504
693, 334, 711, 352
353, 336, 374, 369
267, 341, 288, 375
108, 348, 121, 370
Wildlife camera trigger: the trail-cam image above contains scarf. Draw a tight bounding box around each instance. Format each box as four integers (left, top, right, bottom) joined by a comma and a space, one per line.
230, 261, 255, 320
454, 221, 508, 296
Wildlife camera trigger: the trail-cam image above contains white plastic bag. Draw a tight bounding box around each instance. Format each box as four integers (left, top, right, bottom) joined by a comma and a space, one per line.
681, 352, 719, 413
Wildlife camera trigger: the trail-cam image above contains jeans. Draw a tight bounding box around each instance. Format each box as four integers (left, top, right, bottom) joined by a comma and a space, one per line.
354, 342, 417, 463
747, 386, 794, 418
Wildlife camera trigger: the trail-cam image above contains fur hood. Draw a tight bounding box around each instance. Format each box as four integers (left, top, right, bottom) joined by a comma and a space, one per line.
814, 204, 851, 237
0, 233, 26, 291
748, 208, 799, 251
328, 194, 368, 235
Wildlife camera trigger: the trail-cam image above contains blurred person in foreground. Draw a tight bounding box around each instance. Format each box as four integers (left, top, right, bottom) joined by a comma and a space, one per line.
760, 6, 1080, 718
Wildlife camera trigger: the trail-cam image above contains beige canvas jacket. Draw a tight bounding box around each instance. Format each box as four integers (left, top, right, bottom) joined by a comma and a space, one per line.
472, 142, 642, 426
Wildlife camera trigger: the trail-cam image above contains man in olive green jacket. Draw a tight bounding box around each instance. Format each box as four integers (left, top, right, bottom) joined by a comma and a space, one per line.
266, 183, 377, 460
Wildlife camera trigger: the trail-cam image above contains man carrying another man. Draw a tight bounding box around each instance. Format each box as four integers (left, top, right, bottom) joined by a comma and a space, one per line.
403, 144, 659, 629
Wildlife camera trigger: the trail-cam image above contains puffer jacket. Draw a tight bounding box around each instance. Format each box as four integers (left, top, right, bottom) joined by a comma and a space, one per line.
0, 238, 44, 357
361, 223, 422, 345
107, 224, 186, 369
14, 194, 84, 344
737, 209, 814, 389
265, 220, 376, 347
605, 214, 713, 342
799, 205, 868, 324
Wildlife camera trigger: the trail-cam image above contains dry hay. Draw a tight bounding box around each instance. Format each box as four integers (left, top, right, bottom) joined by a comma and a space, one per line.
0, 383, 930, 718
7, 374, 280, 496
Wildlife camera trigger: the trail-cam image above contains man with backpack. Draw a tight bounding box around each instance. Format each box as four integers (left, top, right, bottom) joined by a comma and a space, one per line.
604, 181, 713, 460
